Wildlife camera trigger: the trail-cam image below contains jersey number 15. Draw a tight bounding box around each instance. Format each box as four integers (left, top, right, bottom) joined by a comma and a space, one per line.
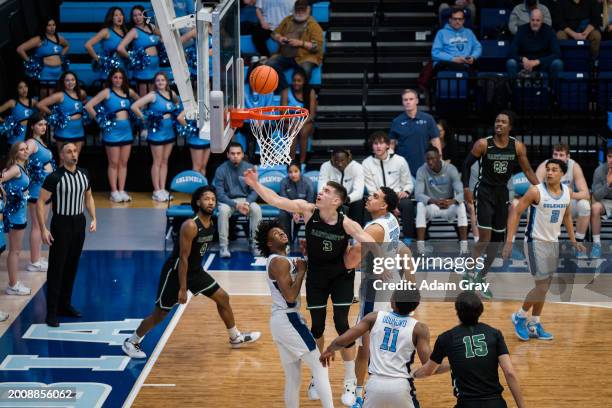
462, 334, 488, 358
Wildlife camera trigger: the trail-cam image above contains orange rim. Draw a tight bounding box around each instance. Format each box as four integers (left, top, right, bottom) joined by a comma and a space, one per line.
230, 106, 309, 128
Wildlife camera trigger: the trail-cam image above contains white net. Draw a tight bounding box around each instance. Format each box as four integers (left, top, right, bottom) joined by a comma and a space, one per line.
248, 107, 309, 167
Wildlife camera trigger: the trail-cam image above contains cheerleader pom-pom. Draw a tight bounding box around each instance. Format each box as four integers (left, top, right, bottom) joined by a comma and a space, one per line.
185, 46, 197, 71
157, 44, 169, 66
26, 156, 48, 185
81, 109, 92, 126
47, 106, 70, 130
24, 58, 43, 80
144, 110, 164, 133
176, 120, 198, 139
95, 106, 117, 132
92, 54, 121, 75
128, 48, 151, 71
61, 56, 71, 72
0, 115, 20, 139
2, 185, 27, 231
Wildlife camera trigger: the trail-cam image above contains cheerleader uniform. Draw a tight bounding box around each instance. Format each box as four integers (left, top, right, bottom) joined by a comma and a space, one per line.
8, 99, 36, 144
54, 92, 85, 143
34, 37, 63, 83
0, 198, 5, 252
101, 89, 133, 146
132, 28, 160, 81
3, 164, 30, 230
147, 91, 177, 145
26, 138, 53, 203
97, 29, 127, 79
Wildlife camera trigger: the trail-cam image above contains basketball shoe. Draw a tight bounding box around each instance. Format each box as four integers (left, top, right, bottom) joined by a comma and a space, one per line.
511, 313, 529, 341
229, 331, 261, 348
527, 321, 553, 340
342, 379, 357, 406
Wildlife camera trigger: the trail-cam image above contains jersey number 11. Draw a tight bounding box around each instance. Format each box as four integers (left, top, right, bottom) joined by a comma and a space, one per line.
380, 327, 399, 352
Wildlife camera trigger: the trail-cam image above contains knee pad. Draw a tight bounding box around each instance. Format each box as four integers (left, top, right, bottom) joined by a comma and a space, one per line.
332, 306, 353, 347
575, 199, 591, 217
309, 308, 326, 339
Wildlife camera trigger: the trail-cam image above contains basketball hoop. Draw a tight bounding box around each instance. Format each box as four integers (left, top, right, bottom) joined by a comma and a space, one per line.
230, 106, 309, 167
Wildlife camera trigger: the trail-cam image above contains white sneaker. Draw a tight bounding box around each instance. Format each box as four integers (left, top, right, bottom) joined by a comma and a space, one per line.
27, 261, 48, 272
122, 339, 147, 359
119, 191, 132, 202
110, 191, 123, 202
341, 379, 357, 406
0, 311, 8, 322
220, 246, 231, 258
152, 190, 165, 202
6, 281, 31, 296
163, 189, 173, 201
229, 331, 261, 348
39, 258, 48, 268
307, 378, 320, 400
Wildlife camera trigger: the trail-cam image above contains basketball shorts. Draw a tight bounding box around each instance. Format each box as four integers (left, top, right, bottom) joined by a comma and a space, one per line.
364, 375, 417, 408
306, 270, 355, 309
455, 396, 507, 408
155, 258, 220, 310
524, 240, 559, 281
270, 311, 317, 364
475, 183, 509, 233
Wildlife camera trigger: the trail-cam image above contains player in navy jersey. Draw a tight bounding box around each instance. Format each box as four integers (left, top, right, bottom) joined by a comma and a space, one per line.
414, 291, 526, 408
503, 159, 585, 341
122, 186, 260, 358
462, 111, 539, 298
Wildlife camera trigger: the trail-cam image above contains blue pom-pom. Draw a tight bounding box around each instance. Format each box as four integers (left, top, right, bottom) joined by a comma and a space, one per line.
185, 46, 197, 71
81, 109, 92, 126
95, 105, 117, 132
0, 115, 23, 141
176, 120, 198, 139
158, 44, 169, 65
61, 56, 71, 72
47, 105, 70, 130
2, 184, 27, 231
128, 48, 151, 71
26, 156, 52, 186
24, 57, 43, 80
144, 110, 164, 133
92, 53, 122, 76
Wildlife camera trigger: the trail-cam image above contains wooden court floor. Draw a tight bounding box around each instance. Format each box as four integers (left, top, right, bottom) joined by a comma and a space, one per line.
133, 296, 612, 407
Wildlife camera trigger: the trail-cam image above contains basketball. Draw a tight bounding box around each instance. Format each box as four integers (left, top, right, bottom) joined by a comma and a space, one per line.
249, 65, 279, 94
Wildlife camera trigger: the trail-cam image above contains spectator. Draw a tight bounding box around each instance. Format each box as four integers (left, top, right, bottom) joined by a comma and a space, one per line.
213, 142, 262, 258
266, 0, 324, 89
278, 160, 315, 242
436, 119, 460, 169
507, 9, 563, 79
436, 1, 476, 23
590, 146, 612, 259
431, 7, 482, 73
415, 146, 468, 254
252, 0, 295, 57
555, 0, 602, 57
318, 148, 365, 225
281, 67, 317, 164
509, 0, 553, 35
362, 131, 415, 242
604, 0, 612, 41
240, 0, 259, 35
389, 89, 441, 175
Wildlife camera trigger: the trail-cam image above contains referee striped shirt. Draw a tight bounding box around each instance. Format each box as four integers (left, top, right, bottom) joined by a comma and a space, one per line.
42, 167, 91, 216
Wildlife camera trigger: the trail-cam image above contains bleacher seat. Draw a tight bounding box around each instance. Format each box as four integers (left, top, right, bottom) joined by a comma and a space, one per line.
557, 72, 589, 112
259, 170, 285, 217
476, 72, 507, 112
70, 63, 99, 86
312, 2, 330, 24
599, 41, 612, 73
165, 170, 208, 248
559, 40, 591, 72
436, 71, 469, 115
479, 40, 510, 72
480, 8, 510, 39
260, 164, 288, 175
61, 2, 143, 24
512, 73, 550, 112
303, 170, 319, 191
597, 72, 612, 111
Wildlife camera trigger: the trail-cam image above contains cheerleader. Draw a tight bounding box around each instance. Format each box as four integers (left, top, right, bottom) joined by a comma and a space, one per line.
0, 193, 6, 322
24, 113, 53, 272
0, 80, 38, 145
85, 7, 128, 80
280, 67, 316, 164
131, 72, 178, 201
85, 68, 139, 203
16, 17, 69, 98
180, 28, 214, 82
118, 5, 162, 96
37, 71, 87, 155
177, 110, 210, 176
0, 142, 31, 296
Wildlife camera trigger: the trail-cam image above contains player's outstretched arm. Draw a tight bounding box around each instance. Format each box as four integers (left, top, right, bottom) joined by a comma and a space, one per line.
243, 168, 314, 216
503, 186, 538, 259
516, 141, 539, 185
342, 216, 376, 243
268, 257, 306, 304
319, 312, 377, 367
499, 354, 527, 408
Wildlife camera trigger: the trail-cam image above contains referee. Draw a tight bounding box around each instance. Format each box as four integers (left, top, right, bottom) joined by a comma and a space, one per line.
37, 143, 96, 327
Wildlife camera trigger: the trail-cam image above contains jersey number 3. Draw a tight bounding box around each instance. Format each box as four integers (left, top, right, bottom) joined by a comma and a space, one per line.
322, 240, 333, 252
462, 334, 488, 358
380, 327, 399, 352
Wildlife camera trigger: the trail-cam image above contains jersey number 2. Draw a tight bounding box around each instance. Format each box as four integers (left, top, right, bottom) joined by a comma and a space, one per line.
462, 334, 488, 358
550, 209, 560, 223
380, 327, 399, 352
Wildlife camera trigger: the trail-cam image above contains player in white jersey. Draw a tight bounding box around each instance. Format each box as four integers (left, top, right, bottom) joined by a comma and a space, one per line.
503, 159, 585, 342
320, 290, 438, 408
534, 143, 591, 256
255, 219, 334, 408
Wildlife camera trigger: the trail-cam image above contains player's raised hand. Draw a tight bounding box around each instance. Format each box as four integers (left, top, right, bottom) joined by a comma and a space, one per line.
294, 258, 307, 275
299, 238, 308, 257
319, 349, 336, 367
243, 168, 259, 186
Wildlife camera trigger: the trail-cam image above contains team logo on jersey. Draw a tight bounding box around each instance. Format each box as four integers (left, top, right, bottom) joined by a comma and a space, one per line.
120, 100, 127, 108
149, 35, 156, 43
199, 243, 208, 256
74, 102, 81, 110
166, 103, 173, 110
24, 109, 31, 116
53, 46, 60, 53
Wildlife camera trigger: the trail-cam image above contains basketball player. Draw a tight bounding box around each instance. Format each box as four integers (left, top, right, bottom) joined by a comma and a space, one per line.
243, 168, 374, 406
320, 290, 438, 408
255, 219, 334, 408
503, 159, 585, 341
462, 111, 539, 298
122, 186, 260, 358
414, 291, 526, 408
534, 143, 591, 256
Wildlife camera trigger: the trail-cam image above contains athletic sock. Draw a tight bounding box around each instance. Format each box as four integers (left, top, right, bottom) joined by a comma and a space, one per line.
593, 235, 601, 245
473, 236, 479, 243
417, 240, 425, 252
576, 233, 585, 242
530, 316, 541, 323
460, 240, 468, 252
228, 326, 240, 340
129, 333, 142, 344
355, 386, 364, 398
511, 236, 516, 243
516, 308, 528, 318
344, 360, 356, 382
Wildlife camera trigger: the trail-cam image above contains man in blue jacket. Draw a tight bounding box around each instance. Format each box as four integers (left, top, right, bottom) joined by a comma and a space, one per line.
507, 8, 563, 79
213, 142, 262, 258
431, 7, 482, 73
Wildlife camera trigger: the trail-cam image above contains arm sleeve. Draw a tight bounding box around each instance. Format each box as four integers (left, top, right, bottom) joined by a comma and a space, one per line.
450, 165, 464, 202
415, 168, 429, 204
470, 32, 482, 59
213, 167, 236, 207
496, 329, 510, 356
431, 32, 455, 62
363, 159, 377, 194
400, 158, 414, 193
429, 332, 448, 364
349, 164, 365, 203
592, 168, 612, 201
